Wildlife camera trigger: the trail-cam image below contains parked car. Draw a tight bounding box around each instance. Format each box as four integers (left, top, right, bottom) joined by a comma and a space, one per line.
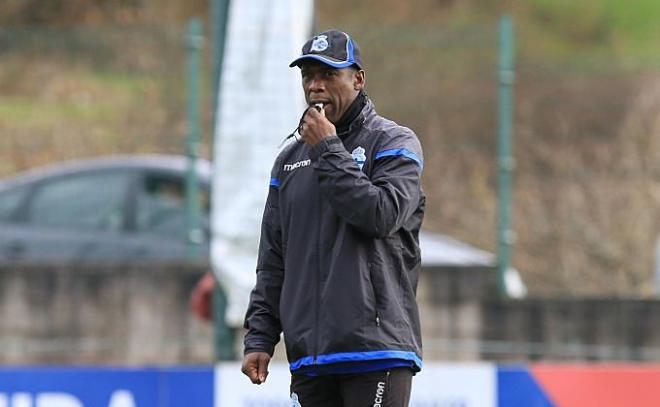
0, 155, 211, 262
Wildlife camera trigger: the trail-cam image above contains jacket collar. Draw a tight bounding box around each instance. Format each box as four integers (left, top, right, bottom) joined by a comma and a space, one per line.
337, 94, 373, 140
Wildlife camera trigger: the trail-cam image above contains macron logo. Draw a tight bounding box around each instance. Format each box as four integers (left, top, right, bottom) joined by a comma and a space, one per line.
283, 159, 311, 172
373, 381, 386, 407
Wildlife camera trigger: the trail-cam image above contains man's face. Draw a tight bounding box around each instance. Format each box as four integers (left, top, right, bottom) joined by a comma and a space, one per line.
300, 61, 365, 124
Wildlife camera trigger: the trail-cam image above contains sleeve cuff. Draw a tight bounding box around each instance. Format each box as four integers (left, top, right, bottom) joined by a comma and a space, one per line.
244, 343, 275, 357
309, 135, 343, 160
244, 337, 276, 356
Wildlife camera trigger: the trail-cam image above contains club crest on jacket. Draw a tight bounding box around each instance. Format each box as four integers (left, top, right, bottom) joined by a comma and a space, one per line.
352, 146, 366, 170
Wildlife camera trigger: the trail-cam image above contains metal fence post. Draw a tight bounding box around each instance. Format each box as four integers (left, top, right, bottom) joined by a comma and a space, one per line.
209, 0, 236, 361
185, 18, 204, 260
496, 14, 515, 297
210, 0, 231, 131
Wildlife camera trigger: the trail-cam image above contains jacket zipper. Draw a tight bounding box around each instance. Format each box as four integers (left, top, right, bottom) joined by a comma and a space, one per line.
369, 265, 381, 327
313, 193, 322, 365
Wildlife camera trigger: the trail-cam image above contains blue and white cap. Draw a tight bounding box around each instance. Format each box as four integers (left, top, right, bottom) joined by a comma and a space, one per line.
289, 29, 364, 69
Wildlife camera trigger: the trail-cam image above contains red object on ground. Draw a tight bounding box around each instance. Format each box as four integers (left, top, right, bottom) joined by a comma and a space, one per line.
189, 272, 215, 321
532, 364, 660, 407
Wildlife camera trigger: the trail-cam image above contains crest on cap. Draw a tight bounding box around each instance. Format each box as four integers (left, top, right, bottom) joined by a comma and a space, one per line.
310, 35, 329, 52
290, 29, 363, 69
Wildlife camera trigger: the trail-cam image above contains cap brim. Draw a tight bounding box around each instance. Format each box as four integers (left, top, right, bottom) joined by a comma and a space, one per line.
289, 54, 358, 69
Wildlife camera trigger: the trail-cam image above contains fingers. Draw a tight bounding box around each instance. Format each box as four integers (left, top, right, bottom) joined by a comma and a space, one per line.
303, 107, 329, 132
241, 359, 260, 384
241, 354, 261, 384
257, 354, 270, 384
241, 352, 271, 385
300, 108, 335, 146
249, 368, 261, 384
306, 105, 324, 120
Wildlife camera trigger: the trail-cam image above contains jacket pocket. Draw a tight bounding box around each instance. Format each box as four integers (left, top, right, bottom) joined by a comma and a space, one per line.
367, 263, 381, 327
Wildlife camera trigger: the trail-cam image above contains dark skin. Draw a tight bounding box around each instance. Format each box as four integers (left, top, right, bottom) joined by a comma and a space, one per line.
241, 61, 366, 385
298, 60, 366, 146
241, 350, 271, 384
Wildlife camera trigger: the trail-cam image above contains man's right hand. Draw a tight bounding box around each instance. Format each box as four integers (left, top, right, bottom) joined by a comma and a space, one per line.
241, 351, 271, 384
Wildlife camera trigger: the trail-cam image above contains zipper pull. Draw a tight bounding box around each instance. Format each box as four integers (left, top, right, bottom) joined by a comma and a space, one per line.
375, 312, 380, 327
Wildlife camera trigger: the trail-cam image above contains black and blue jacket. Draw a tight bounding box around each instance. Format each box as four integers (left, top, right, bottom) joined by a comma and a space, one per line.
244, 97, 425, 376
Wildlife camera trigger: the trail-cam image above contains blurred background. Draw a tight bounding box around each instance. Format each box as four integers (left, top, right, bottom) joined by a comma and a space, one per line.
2, 0, 659, 296
1, 0, 660, 373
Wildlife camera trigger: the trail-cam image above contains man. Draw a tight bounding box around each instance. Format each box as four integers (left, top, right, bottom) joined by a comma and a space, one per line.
242, 29, 425, 406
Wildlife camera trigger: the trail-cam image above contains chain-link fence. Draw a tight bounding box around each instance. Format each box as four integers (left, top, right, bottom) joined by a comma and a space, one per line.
320, 18, 660, 298
2, 20, 658, 297
1, 14, 660, 361
0, 24, 213, 177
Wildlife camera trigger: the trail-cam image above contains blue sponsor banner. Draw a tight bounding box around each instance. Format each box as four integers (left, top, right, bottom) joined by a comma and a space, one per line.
0, 363, 596, 407
0, 367, 213, 407
497, 365, 554, 407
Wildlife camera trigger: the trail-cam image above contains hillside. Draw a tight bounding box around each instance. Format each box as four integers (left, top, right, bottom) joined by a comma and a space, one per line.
319, 0, 660, 296
0, 0, 659, 296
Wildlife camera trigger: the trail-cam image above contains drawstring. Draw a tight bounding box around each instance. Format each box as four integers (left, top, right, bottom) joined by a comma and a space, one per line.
280, 106, 312, 147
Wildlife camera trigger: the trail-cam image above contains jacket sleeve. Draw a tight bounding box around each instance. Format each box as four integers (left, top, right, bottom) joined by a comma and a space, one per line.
309, 128, 424, 238
243, 172, 284, 356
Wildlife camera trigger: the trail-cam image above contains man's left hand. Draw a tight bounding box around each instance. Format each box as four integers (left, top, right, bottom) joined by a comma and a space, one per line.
300, 106, 336, 146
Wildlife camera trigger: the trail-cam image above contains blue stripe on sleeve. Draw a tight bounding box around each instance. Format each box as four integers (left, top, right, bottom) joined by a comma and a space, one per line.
269, 178, 280, 188
374, 148, 423, 168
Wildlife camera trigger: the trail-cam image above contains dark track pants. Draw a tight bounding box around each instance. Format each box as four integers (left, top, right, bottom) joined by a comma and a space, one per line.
290, 368, 413, 407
